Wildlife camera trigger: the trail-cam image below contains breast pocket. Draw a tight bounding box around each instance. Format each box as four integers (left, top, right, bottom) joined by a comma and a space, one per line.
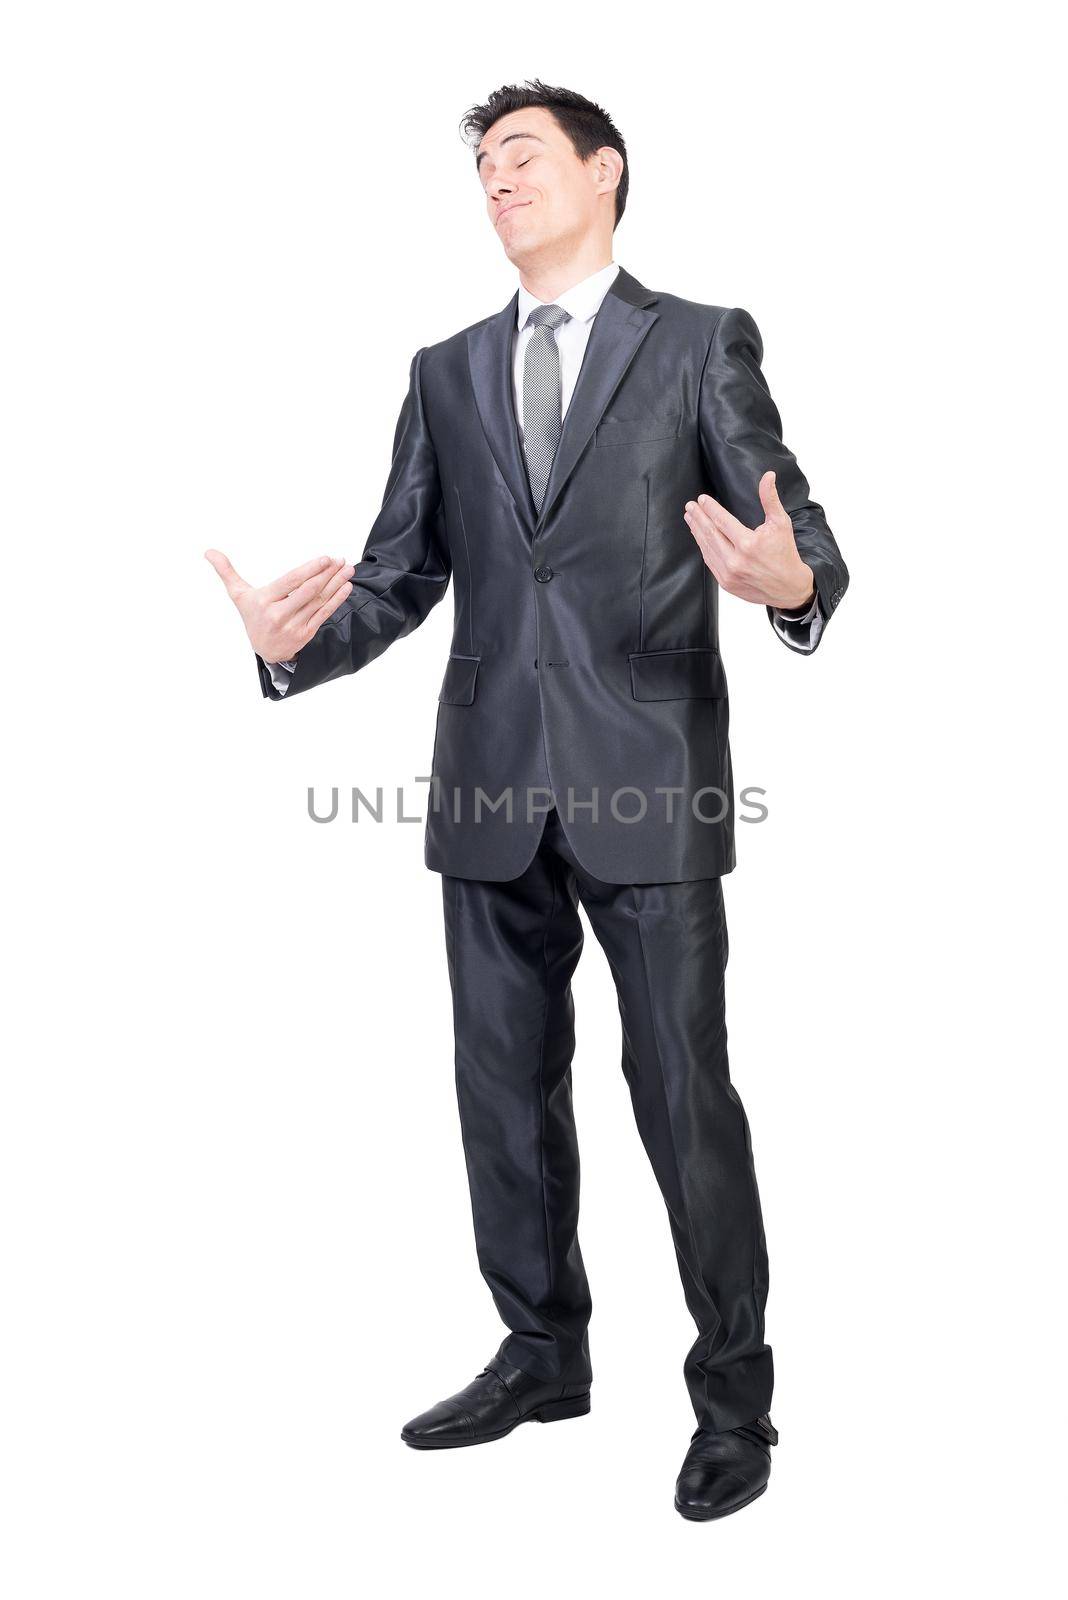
594, 412, 682, 448
438, 653, 481, 706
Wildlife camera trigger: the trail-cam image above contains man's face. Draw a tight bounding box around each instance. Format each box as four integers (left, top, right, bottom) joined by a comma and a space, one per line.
476, 106, 610, 265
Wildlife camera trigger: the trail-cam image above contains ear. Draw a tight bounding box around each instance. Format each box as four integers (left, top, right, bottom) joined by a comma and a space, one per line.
594, 145, 624, 196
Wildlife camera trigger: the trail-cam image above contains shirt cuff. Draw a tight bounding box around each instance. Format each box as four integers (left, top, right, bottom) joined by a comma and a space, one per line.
266, 658, 298, 695
769, 591, 824, 654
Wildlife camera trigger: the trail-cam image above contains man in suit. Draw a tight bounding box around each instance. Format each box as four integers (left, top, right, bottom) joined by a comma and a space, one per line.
207, 79, 848, 1521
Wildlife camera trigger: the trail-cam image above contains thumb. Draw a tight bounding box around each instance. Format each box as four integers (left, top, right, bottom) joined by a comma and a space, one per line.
204, 548, 249, 600
757, 469, 787, 524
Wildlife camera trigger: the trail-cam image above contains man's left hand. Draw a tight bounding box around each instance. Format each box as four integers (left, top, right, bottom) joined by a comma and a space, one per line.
684, 469, 815, 610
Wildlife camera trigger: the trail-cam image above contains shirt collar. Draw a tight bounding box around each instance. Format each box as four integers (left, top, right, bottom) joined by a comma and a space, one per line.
517, 260, 620, 331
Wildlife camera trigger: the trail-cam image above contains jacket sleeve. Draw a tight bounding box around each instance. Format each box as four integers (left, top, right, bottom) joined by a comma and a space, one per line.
697, 306, 849, 652
256, 345, 450, 699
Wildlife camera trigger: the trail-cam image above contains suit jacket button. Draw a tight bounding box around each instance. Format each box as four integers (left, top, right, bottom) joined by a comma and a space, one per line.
534, 565, 554, 583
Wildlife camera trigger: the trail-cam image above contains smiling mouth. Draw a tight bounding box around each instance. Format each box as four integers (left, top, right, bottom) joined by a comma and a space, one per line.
496, 201, 531, 227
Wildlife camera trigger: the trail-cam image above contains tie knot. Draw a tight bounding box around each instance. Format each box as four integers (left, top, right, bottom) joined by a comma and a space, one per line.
526, 303, 570, 333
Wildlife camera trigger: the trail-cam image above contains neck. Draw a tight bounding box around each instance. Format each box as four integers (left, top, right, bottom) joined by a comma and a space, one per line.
517, 239, 614, 303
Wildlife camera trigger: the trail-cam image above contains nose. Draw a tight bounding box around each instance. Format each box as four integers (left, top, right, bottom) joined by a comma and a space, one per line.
490, 175, 516, 203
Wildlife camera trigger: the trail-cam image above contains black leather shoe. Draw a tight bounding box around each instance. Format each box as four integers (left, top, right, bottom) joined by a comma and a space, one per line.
674, 1415, 779, 1521
401, 1356, 591, 1449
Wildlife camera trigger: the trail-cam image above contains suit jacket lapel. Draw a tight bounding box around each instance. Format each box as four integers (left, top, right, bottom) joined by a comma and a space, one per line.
467, 291, 538, 528
466, 266, 660, 536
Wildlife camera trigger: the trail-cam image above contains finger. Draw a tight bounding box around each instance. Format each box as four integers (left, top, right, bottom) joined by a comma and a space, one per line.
277, 559, 350, 619
685, 500, 736, 562
299, 581, 353, 641
684, 508, 732, 578
289, 561, 355, 620
757, 469, 788, 524
263, 554, 337, 602
204, 549, 250, 600
693, 493, 749, 545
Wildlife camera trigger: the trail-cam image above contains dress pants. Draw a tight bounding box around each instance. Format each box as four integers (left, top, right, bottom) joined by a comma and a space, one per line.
440, 806, 773, 1433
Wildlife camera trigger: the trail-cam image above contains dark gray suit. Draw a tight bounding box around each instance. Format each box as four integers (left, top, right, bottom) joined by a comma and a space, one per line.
258, 267, 848, 1433
257, 266, 848, 884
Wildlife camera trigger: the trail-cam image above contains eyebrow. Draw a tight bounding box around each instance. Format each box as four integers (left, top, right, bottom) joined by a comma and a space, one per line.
475, 132, 546, 172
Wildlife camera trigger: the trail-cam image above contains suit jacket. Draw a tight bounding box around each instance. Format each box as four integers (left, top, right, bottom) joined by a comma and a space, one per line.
257, 266, 849, 883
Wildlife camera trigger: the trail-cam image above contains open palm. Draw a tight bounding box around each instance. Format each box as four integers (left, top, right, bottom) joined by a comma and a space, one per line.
205, 551, 354, 665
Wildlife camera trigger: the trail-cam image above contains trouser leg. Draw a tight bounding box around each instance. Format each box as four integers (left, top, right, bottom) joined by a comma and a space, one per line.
544, 813, 772, 1431
441, 835, 592, 1384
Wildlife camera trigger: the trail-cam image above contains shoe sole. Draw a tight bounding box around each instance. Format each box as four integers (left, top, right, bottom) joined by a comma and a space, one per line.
401, 1393, 591, 1450
674, 1482, 768, 1521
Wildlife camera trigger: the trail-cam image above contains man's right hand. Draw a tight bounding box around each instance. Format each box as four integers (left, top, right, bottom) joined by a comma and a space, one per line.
204, 551, 355, 665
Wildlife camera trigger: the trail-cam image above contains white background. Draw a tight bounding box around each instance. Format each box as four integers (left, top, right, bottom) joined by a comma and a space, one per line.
2, 3, 1064, 1594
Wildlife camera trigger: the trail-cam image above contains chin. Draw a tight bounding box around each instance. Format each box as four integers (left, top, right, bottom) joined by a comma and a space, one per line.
501, 226, 545, 266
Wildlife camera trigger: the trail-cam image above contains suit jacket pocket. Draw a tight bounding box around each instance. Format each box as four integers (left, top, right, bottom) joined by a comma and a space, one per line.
594, 412, 682, 447
628, 647, 726, 701
438, 653, 481, 706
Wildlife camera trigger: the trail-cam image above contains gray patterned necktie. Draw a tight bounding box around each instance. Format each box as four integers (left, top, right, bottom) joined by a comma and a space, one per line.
522, 303, 571, 514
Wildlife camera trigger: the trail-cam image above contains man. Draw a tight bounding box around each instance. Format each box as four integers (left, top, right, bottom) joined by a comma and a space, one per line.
207, 80, 848, 1521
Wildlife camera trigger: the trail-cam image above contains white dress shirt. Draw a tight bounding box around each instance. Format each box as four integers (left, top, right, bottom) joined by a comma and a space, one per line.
267, 262, 820, 693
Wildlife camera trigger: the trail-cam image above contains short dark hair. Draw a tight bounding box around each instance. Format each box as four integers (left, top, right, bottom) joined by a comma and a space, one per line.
460, 79, 629, 227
